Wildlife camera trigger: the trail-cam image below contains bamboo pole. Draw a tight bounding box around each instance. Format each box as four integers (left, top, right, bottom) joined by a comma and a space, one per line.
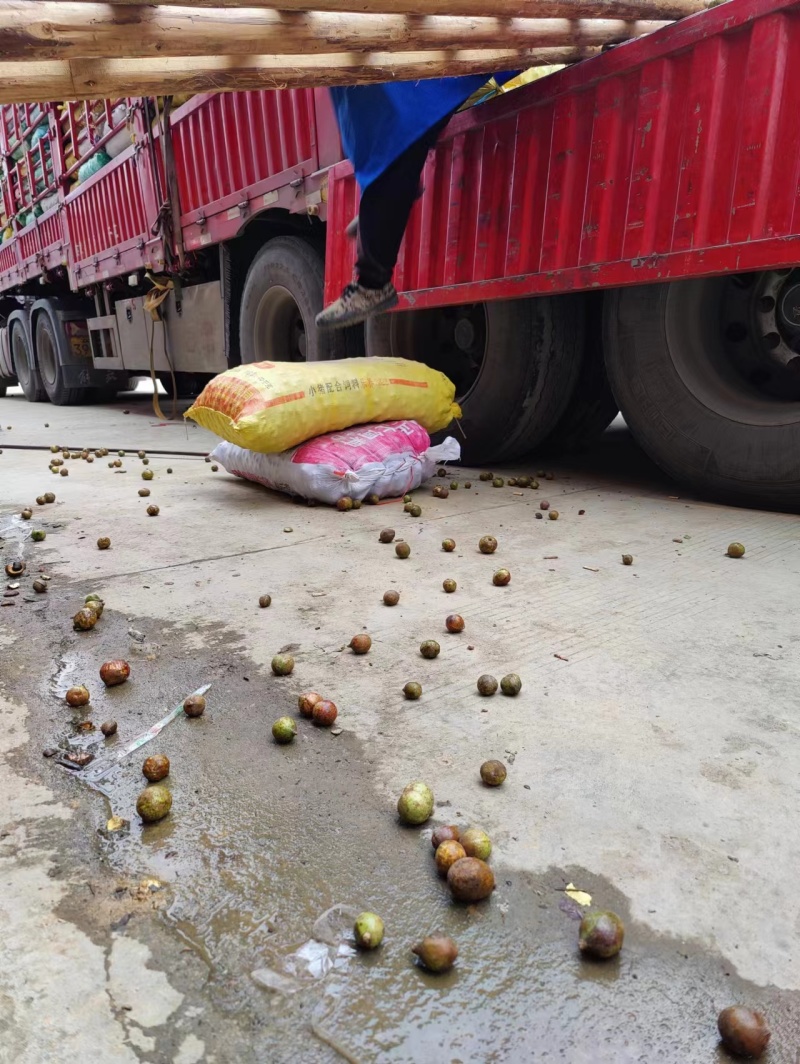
58, 0, 713, 20
0, 48, 598, 104
0, 4, 670, 61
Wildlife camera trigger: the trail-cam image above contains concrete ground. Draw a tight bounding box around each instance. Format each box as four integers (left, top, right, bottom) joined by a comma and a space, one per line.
1, 385, 799, 1063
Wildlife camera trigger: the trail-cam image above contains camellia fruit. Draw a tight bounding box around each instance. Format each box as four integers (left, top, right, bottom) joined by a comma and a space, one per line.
717, 1006, 770, 1058
349, 634, 372, 655
412, 934, 458, 973
142, 754, 170, 782
383, 589, 400, 606
136, 785, 172, 823
272, 716, 297, 744
460, 827, 492, 860
65, 685, 90, 707
500, 673, 522, 696
397, 781, 434, 825
447, 857, 495, 902
403, 681, 422, 700
431, 825, 460, 849
183, 694, 206, 718
445, 614, 465, 633
478, 535, 497, 554
420, 640, 440, 659
441, 539, 456, 552
312, 699, 338, 727
578, 910, 625, 959
435, 840, 467, 877
379, 528, 395, 543
271, 654, 294, 676
493, 569, 511, 586
477, 675, 498, 696
480, 760, 507, 786
298, 692, 322, 718
353, 912, 384, 950
100, 660, 130, 687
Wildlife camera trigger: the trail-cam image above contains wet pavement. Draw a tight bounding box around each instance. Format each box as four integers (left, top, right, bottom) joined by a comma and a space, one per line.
2, 388, 800, 1063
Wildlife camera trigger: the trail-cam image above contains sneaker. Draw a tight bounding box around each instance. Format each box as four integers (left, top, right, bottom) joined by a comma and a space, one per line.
316, 282, 398, 331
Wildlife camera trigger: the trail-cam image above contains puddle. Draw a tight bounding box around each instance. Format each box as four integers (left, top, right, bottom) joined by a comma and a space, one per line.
10, 602, 800, 1062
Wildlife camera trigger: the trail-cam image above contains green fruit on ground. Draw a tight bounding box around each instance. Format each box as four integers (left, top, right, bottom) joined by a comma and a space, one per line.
480, 760, 507, 786
403, 681, 422, 700
443, 579, 457, 593
353, 911, 384, 950
142, 469, 154, 481
409, 504, 422, 517
447, 857, 495, 902
477, 674, 498, 696
622, 554, 633, 565
30, 529, 46, 542
727, 542, 745, 558
441, 539, 456, 552
136, 785, 172, 823
717, 1006, 770, 1058
403, 494, 413, 503
271, 654, 295, 676
500, 673, 522, 696
479, 472, 492, 482
397, 781, 434, 825
578, 910, 625, 959
336, 497, 354, 512
460, 827, 492, 860
493, 568, 511, 586
420, 640, 440, 659
478, 535, 497, 554
492, 478, 504, 487
272, 716, 297, 744
412, 934, 458, 972
450, 482, 458, 490
549, 510, 559, 520
20, 509, 32, 520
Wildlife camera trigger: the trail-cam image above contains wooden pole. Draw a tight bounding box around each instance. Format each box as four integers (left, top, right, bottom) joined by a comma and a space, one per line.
0, 4, 670, 61
53, 0, 713, 21
0, 48, 598, 104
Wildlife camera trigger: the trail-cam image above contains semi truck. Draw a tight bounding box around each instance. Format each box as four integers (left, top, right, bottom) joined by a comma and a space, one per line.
0, 0, 798, 509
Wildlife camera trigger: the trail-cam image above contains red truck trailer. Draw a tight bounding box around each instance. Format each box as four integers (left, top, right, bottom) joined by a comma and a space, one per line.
0, 0, 798, 509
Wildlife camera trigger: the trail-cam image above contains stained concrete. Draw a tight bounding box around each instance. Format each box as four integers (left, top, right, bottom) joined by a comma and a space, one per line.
1, 387, 800, 1062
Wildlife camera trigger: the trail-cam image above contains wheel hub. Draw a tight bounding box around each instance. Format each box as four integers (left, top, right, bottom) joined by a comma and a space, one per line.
778, 282, 800, 334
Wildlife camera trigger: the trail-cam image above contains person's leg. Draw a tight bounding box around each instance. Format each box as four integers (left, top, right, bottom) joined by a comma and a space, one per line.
316, 114, 451, 330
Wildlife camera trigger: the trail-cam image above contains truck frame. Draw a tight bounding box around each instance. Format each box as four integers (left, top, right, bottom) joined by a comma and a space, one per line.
0, 0, 798, 509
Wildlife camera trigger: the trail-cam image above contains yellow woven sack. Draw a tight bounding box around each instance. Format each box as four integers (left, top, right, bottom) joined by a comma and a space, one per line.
186, 357, 460, 453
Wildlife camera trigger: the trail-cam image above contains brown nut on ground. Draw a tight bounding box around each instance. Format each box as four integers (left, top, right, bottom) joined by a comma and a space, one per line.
447, 857, 495, 902
97, 537, 111, 550
717, 1006, 770, 1058
383, 589, 400, 606
349, 634, 372, 655
435, 840, 467, 877
142, 754, 170, 782
65, 685, 90, 708
445, 614, 465, 633
183, 694, 206, 718
480, 760, 507, 786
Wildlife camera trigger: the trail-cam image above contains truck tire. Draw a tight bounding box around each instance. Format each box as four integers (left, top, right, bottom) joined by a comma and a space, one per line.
365, 294, 584, 464
539, 292, 618, 454
239, 236, 358, 364
34, 305, 89, 405
603, 276, 800, 510
9, 313, 46, 403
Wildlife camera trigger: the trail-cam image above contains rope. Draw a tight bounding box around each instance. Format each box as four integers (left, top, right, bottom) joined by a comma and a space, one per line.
143, 273, 178, 421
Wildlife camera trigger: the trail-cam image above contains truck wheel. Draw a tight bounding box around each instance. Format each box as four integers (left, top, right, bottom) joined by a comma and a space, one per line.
35, 307, 89, 405
539, 292, 618, 454
604, 275, 800, 510
365, 294, 583, 464
239, 236, 358, 364
9, 314, 46, 403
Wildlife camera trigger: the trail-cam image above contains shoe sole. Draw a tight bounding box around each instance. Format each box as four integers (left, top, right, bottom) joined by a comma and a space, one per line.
316, 290, 399, 331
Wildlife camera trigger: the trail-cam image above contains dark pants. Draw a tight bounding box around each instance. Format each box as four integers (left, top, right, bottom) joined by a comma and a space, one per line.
356, 114, 453, 291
